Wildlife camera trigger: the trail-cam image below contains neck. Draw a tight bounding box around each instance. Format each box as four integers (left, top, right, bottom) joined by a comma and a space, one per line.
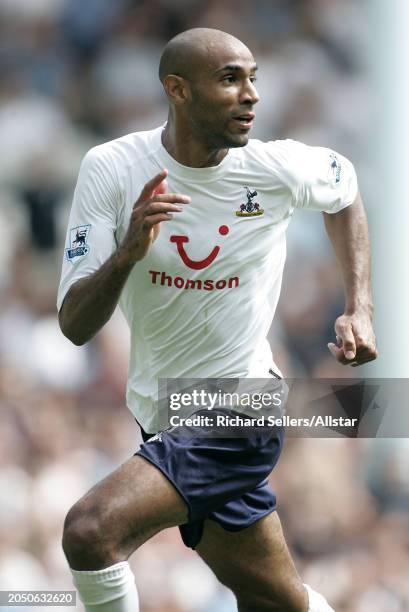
162, 115, 228, 168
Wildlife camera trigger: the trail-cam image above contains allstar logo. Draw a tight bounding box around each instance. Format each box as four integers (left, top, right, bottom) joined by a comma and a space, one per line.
236, 186, 264, 217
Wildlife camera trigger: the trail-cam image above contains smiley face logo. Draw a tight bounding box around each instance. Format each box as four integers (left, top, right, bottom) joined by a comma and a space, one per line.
170, 225, 229, 270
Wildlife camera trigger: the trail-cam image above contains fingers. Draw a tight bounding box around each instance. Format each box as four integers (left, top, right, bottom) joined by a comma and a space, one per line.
134, 194, 191, 232
136, 169, 190, 206
134, 173, 191, 212
328, 336, 378, 367
143, 201, 183, 217
130, 196, 190, 224
138, 169, 168, 202
153, 178, 168, 197
122, 170, 191, 262
148, 193, 191, 206
142, 213, 174, 230
351, 354, 377, 367
334, 320, 356, 360
327, 342, 346, 363
351, 344, 378, 366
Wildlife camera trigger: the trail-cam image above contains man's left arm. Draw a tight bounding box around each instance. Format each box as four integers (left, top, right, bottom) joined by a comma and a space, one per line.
323, 191, 378, 366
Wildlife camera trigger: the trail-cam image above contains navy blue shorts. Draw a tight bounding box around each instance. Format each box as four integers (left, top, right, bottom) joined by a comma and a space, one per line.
135, 409, 284, 549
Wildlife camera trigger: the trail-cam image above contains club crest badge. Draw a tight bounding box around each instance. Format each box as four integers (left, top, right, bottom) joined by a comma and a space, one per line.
236, 186, 264, 217
329, 152, 342, 185
65, 225, 91, 262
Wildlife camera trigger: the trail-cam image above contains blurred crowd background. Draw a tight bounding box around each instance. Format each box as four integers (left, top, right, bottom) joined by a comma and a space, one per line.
1, 0, 408, 611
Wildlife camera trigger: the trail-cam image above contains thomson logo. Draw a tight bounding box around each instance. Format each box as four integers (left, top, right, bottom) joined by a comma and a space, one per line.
149, 270, 239, 291
170, 225, 230, 270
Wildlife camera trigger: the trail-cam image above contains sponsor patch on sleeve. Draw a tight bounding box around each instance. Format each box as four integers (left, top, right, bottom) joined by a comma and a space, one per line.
65, 225, 91, 262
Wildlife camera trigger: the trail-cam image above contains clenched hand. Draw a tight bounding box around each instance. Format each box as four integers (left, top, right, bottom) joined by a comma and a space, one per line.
327, 311, 378, 366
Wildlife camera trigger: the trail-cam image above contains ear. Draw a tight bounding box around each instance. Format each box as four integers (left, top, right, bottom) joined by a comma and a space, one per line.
163, 74, 191, 105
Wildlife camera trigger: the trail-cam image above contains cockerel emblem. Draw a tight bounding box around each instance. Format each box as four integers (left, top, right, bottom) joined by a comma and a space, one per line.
236, 186, 264, 217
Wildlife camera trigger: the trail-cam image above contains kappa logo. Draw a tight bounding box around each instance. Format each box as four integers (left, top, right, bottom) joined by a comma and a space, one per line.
170, 225, 229, 270
236, 186, 264, 217
146, 432, 163, 443
65, 225, 91, 262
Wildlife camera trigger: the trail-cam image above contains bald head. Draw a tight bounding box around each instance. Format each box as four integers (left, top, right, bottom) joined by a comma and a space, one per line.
158, 28, 259, 152
159, 28, 251, 83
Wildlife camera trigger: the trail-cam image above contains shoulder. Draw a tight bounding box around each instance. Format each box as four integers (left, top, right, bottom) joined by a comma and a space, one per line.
82, 126, 163, 178
245, 138, 355, 186
239, 138, 309, 192
245, 137, 312, 167
73, 128, 161, 207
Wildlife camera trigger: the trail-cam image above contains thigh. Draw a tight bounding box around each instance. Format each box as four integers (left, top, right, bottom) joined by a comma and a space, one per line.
64, 454, 189, 567
138, 413, 284, 526
196, 512, 308, 612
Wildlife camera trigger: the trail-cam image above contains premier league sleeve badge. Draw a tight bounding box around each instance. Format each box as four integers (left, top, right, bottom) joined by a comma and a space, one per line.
65, 224, 91, 262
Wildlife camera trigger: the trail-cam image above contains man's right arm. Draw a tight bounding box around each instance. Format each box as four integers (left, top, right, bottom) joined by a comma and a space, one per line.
59, 169, 190, 345
59, 250, 136, 346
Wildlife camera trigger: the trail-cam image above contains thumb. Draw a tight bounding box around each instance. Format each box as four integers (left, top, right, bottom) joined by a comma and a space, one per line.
327, 342, 343, 359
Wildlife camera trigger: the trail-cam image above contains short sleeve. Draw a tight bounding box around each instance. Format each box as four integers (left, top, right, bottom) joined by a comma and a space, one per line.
273, 140, 358, 214
57, 146, 119, 310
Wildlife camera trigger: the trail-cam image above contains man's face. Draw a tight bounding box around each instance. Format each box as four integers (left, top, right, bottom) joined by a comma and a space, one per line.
185, 44, 259, 149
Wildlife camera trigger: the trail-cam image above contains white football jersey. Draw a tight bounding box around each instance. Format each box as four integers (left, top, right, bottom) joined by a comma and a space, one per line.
57, 125, 358, 432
